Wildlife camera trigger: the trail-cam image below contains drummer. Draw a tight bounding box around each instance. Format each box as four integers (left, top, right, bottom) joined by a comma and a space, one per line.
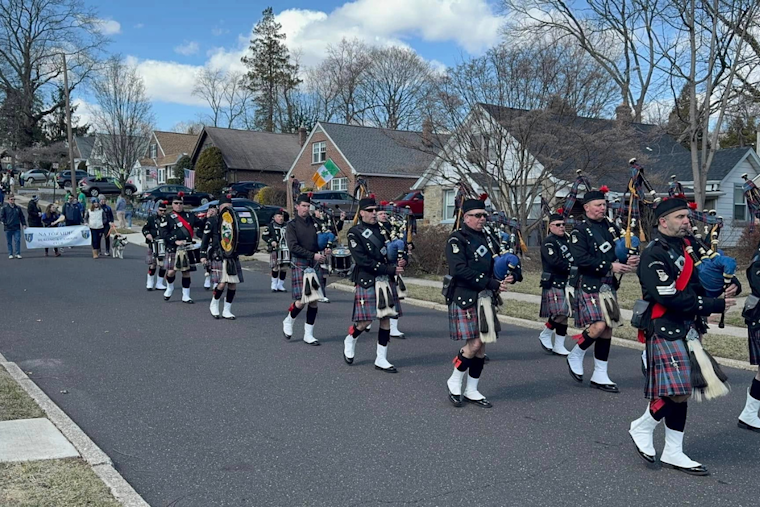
378, 203, 407, 339
163, 192, 200, 303
142, 200, 169, 291
201, 195, 243, 319
263, 208, 289, 292
202, 204, 218, 291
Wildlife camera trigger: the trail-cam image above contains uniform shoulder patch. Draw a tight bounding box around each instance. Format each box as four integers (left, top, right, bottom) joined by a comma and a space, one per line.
571, 234, 578, 244
656, 269, 669, 282
451, 241, 460, 254
547, 246, 554, 256
350, 238, 357, 248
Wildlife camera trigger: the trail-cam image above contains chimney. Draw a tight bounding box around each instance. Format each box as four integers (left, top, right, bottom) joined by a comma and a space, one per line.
298, 125, 308, 147
615, 104, 633, 123
422, 118, 433, 148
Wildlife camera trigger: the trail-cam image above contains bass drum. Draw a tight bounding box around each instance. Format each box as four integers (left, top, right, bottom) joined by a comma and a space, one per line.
220, 207, 240, 259
234, 205, 259, 256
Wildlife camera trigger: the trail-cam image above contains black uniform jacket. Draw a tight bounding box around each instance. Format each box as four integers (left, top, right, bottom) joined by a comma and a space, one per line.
141, 213, 168, 242
638, 232, 725, 340
541, 233, 572, 289
348, 221, 395, 288
446, 225, 500, 310
199, 215, 236, 261
262, 219, 286, 251
745, 241, 760, 328
286, 214, 319, 260
165, 211, 199, 252
569, 217, 619, 293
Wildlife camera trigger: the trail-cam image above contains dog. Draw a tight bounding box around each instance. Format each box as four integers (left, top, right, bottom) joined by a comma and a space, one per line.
111, 234, 128, 259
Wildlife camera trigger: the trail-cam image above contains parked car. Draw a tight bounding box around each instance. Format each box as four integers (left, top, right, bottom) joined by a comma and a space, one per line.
20, 168, 51, 185
223, 181, 268, 198
391, 191, 424, 217
141, 185, 213, 207
309, 190, 358, 213
56, 170, 89, 188
190, 198, 280, 256
79, 177, 137, 197
192, 198, 287, 233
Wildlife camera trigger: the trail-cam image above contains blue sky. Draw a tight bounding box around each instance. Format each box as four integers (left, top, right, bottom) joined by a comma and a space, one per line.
83, 0, 505, 130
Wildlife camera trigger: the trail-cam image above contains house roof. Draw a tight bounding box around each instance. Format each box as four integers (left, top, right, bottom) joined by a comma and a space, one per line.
153, 131, 197, 158
193, 127, 301, 172
477, 103, 688, 192
74, 136, 96, 160
319, 122, 447, 177
649, 147, 759, 183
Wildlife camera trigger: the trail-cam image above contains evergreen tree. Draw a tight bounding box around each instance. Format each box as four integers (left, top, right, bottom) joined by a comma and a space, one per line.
43, 85, 89, 144
241, 7, 302, 132
194, 147, 226, 196
170, 154, 192, 184
720, 115, 757, 149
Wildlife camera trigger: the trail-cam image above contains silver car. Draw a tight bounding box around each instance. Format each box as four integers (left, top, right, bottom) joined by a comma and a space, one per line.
309, 191, 358, 213
21, 168, 51, 184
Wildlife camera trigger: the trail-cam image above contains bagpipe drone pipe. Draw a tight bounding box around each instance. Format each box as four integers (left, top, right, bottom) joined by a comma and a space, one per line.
611, 159, 659, 262
486, 212, 524, 282
379, 201, 414, 262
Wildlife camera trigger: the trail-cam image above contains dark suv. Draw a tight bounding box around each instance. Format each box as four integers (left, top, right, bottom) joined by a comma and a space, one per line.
223, 181, 268, 198
79, 177, 138, 197
141, 184, 213, 207
56, 170, 89, 189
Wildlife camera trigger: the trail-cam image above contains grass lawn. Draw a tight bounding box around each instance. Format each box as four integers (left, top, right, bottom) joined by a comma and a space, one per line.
0, 365, 121, 506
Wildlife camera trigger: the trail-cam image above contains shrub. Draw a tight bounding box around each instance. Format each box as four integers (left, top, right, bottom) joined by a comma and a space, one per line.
730, 225, 760, 267
195, 147, 226, 197
174, 155, 192, 182
407, 224, 450, 277
257, 186, 287, 206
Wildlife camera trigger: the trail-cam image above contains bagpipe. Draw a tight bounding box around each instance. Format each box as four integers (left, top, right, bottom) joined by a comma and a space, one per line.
351, 178, 370, 227
560, 170, 592, 220
452, 179, 477, 231
314, 201, 340, 250
379, 201, 414, 263
484, 211, 523, 282
613, 159, 659, 262
668, 175, 685, 197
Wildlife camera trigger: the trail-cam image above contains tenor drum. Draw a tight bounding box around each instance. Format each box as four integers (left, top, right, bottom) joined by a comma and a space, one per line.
331, 247, 353, 275
277, 241, 291, 267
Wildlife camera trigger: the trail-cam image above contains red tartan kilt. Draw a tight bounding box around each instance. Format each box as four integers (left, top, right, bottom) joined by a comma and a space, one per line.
352, 285, 378, 321
645, 334, 691, 399
290, 256, 323, 301
749, 327, 760, 365
145, 247, 156, 266
540, 287, 568, 318
448, 303, 481, 341
209, 258, 244, 285
573, 276, 616, 328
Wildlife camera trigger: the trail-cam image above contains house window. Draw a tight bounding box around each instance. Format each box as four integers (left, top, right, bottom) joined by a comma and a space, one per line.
734, 184, 747, 221
330, 177, 348, 191
158, 167, 166, 184
443, 189, 456, 221
312, 142, 326, 164
149, 144, 157, 158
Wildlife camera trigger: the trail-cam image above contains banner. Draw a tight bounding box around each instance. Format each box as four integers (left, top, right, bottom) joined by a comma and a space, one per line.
23, 226, 92, 249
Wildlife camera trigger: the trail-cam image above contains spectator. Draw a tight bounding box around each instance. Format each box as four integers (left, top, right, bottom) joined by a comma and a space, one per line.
0, 183, 4, 205
77, 188, 87, 216
62, 194, 83, 226
99, 195, 114, 256
41, 203, 64, 257
27, 196, 43, 228
85, 198, 105, 259
116, 194, 127, 228
125, 196, 134, 228
0, 195, 26, 258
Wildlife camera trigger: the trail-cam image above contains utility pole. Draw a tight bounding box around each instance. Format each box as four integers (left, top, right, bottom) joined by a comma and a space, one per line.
62, 54, 77, 193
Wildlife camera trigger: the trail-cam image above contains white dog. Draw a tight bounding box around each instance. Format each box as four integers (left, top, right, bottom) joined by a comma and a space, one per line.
111, 234, 128, 259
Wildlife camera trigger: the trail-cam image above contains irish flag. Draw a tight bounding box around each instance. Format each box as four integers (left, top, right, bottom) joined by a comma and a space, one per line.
311, 159, 340, 189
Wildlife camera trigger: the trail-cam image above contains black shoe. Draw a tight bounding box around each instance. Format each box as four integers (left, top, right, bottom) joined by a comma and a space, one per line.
463, 396, 493, 408
567, 359, 583, 382
738, 420, 760, 432
305, 340, 320, 346
629, 434, 656, 464
147, 288, 153, 291
375, 364, 397, 373
223, 315, 236, 320
164, 296, 171, 301
483, 354, 490, 363
283, 332, 291, 340
661, 462, 710, 476
272, 289, 277, 293
391, 333, 405, 339
448, 391, 462, 407
344, 353, 353, 365
277, 288, 287, 292
590, 381, 620, 393
183, 299, 194, 304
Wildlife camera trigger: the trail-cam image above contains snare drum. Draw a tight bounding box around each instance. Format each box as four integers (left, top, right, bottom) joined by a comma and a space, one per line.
331, 247, 353, 275
152, 239, 166, 260
185, 243, 202, 265
277, 238, 291, 267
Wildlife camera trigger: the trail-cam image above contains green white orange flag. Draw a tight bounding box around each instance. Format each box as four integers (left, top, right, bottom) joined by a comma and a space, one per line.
311, 159, 340, 189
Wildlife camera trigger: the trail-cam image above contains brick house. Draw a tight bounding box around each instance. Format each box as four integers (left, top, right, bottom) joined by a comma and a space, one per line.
189, 126, 303, 189
285, 122, 444, 203
133, 131, 198, 192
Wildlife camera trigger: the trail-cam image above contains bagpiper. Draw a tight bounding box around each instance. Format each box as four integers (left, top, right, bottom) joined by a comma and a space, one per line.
142, 200, 168, 291
377, 203, 407, 339
262, 208, 289, 293
538, 211, 572, 355
163, 192, 200, 304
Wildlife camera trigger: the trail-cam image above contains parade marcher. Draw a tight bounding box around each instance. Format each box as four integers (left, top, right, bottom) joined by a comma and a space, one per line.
444, 199, 512, 408
27, 196, 42, 228
282, 193, 327, 345
262, 208, 289, 292
85, 198, 105, 259
99, 195, 114, 256
628, 197, 733, 475
201, 195, 243, 320
0, 195, 26, 258
377, 204, 407, 339
41, 203, 64, 257
739, 232, 760, 432
163, 193, 200, 303
142, 200, 169, 291
62, 194, 83, 226
202, 204, 218, 290
566, 187, 638, 393
343, 197, 404, 372
538, 212, 572, 355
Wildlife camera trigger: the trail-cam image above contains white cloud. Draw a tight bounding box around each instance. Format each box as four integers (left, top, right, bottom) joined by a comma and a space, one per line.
212, 21, 230, 37
134, 23, 145, 29
72, 98, 100, 127
94, 18, 121, 35
126, 56, 206, 106
174, 41, 200, 56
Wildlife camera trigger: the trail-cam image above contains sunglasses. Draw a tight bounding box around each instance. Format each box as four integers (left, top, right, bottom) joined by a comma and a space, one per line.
172, 201, 182, 205
550, 222, 565, 227
466, 213, 488, 219
363, 208, 378, 212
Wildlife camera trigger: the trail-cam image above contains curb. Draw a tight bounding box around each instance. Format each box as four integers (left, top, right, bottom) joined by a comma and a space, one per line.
0, 351, 149, 507
327, 283, 755, 372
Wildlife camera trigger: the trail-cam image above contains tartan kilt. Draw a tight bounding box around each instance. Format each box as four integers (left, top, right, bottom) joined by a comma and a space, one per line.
163, 251, 176, 271
749, 327, 760, 365
573, 276, 616, 328
644, 334, 691, 399
145, 247, 157, 266
448, 303, 481, 341
540, 287, 568, 318
389, 279, 403, 318
210, 257, 244, 285
291, 256, 323, 301
352, 283, 402, 322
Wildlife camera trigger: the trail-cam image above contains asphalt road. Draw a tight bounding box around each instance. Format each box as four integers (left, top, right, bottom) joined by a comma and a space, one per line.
1, 242, 759, 507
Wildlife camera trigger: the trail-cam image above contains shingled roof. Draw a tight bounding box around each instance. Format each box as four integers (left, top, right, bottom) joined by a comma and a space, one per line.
192, 127, 301, 172
649, 147, 758, 183
319, 122, 447, 177
73, 136, 96, 160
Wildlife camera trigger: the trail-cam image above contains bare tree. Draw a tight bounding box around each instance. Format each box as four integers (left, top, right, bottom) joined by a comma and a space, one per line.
192, 69, 253, 129
503, 0, 671, 123
0, 0, 106, 150
171, 120, 206, 136
90, 57, 154, 195
317, 38, 373, 124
